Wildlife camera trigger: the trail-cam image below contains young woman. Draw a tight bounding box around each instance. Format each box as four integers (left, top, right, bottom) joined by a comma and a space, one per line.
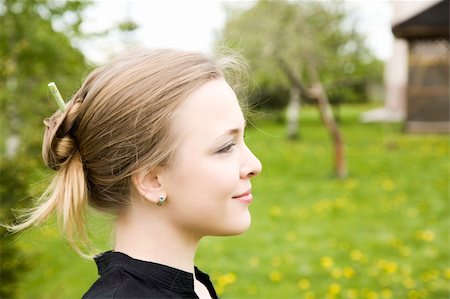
8, 49, 262, 298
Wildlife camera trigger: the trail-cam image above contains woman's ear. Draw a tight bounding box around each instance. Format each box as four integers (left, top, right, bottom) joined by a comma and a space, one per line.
132, 168, 165, 205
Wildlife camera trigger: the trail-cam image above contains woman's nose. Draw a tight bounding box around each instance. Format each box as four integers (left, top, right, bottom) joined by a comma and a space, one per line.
241, 145, 262, 179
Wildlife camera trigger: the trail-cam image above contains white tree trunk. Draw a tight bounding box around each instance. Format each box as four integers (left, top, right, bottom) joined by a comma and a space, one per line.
286, 85, 301, 139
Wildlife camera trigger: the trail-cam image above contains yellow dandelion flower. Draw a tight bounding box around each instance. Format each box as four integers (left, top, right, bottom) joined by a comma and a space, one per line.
215, 285, 225, 296
377, 259, 397, 274
424, 246, 438, 258
224, 272, 236, 284
399, 246, 411, 257
420, 269, 439, 282
407, 290, 421, 299
285, 231, 297, 242
350, 249, 363, 262
320, 256, 334, 269
327, 283, 341, 296
248, 256, 259, 268
385, 261, 398, 274
345, 179, 359, 190
444, 268, 450, 279
334, 197, 348, 209
365, 290, 378, 299
246, 284, 258, 295
270, 205, 283, 218
271, 256, 282, 267
269, 271, 283, 283
402, 277, 416, 289
314, 199, 333, 214
217, 272, 236, 287
381, 289, 393, 299
418, 289, 429, 298
42, 226, 58, 238
298, 278, 310, 290
343, 266, 356, 278
415, 230, 435, 242
394, 192, 407, 203
382, 179, 395, 191
304, 291, 315, 299
407, 208, 419, 218
346, 288, 358, 299
331, 268, 343, 279
388, 238, 403, 248
376, 259, 385, 268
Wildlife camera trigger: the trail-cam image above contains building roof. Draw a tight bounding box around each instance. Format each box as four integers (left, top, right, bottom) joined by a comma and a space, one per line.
392, 0, 449, 39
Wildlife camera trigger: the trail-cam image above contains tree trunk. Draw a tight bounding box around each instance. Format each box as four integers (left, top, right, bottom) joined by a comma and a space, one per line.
277, 56, 347, 178
302, 58, 346, 178
5, 51, 20, 158
276, 57, 307, 139
286, 85, 301, 139
310, 82, 347, 178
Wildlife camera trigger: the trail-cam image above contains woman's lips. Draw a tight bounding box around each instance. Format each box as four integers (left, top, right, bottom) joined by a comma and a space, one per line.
232, 190, 253, 204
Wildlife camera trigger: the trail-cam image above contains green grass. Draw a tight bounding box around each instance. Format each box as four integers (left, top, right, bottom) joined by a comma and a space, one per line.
12, 105, 449, 299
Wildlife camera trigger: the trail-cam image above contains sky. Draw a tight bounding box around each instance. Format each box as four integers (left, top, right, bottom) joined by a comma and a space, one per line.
77, 1, 394, 64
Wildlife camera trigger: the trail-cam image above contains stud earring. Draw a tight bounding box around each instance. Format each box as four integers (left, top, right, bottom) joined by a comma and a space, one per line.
157, 195, 166, 206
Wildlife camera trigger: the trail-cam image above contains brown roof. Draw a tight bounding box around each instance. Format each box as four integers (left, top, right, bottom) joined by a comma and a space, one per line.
392, 0, 449, 39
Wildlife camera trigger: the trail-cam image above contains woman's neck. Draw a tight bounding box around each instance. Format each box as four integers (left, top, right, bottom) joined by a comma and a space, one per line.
113, 201, 200, 274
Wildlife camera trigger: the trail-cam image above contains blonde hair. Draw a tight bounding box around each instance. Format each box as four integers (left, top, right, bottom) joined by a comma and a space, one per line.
7, 48, 246, 256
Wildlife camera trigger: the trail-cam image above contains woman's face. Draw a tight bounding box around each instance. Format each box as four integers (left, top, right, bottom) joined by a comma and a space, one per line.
159, 78, 262, 238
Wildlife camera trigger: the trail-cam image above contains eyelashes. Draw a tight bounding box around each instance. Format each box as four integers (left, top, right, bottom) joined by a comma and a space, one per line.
217, 133, 247, 154
218, 142, 236, 153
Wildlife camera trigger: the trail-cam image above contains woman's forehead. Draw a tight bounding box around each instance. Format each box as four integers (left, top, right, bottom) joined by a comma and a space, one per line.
172, 79, 245, 136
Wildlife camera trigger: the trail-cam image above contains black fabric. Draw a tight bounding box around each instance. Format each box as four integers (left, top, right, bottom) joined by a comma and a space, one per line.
82, 251, 218, 299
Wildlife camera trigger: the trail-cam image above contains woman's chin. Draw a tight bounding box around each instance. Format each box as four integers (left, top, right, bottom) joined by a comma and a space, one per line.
213, 211, 252, 236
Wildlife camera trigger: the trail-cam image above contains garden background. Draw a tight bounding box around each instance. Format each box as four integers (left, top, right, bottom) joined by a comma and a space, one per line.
1, 1, 448, 299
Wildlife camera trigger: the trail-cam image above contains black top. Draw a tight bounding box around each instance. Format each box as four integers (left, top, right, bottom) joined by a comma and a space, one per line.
82, 251, 218, 299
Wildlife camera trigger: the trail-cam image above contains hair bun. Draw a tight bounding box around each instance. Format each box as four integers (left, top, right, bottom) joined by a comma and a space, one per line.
42, 100, 82, 170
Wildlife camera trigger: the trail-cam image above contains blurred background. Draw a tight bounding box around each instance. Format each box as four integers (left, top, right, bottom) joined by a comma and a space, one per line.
1, 0, 448, 298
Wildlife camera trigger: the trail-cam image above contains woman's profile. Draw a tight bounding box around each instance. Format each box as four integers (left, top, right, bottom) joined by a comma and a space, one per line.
7, 48, 262, 298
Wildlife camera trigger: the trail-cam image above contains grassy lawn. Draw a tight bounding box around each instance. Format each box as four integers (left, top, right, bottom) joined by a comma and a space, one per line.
12, 104, 449, 299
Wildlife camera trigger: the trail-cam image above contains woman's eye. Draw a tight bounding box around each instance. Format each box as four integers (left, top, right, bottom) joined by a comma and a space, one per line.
218, 143, 236, 153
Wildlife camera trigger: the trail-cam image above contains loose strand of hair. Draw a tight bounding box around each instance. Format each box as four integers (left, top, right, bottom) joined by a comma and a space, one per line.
3, 152, 92, 258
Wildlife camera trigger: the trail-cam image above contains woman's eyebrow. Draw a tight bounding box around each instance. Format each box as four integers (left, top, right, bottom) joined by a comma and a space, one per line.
214, 121, 247, 142
216, 128, 240, 140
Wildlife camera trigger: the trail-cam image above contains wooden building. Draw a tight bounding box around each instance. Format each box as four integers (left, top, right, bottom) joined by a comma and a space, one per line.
392, 0, 449, 133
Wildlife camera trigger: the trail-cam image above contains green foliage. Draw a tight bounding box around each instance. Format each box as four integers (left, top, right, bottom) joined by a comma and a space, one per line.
12, 105, 449, 298
217, 1, 383, 108
0, 0, 91, 157
0, 0, 91, 296
118, 20, 138, 32
0, 0, 90, 203
0, 157, 31, 298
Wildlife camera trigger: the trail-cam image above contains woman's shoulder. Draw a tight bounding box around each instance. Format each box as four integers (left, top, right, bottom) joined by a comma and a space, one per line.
82, 251, 217, 298
81, 266, 170, 299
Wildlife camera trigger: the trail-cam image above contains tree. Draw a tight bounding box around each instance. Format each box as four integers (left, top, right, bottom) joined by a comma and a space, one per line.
219, 1, 382, 108
217, 1, 381, 177
1, 0, 91, 157
0, 158, 31, 298
0, 0, 91, 296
